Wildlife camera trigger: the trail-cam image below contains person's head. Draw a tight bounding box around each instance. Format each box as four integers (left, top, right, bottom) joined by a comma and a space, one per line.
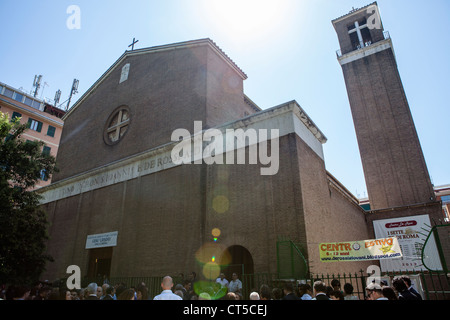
118, 288, 135, 300
343, 283, 354, 295
329, 290, 344, 300
326, 286, 334, 297
86, 282, 98, 295
283, 282, 295, 295
96, 285, 103, 298
161, 276, 174, 290
272, 287, 283, 300
250, 292, 260, 300
225, 292, 237, 300
232, 273, 238, 281
219, 273, 226, 280
106, 286, 115, 296
70, 289, 79, 300
313, 281, 327, 295
382, 286, 398, 300
331, 279, 341, 290
183, 279, 191, 290
175, 283, 184, 291
136, 285, 148, 300
259, 284, 272, 300
401, 275, 412, 288
298, 283, 312, 296
366, 283, 383, 300
115, 284, 126, 297
392, 276, 408, 293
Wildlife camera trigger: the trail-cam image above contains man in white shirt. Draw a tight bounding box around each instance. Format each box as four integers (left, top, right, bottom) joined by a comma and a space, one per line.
153, 276, 183, 300
216, 273, 229, 288
228, 273, 242, 295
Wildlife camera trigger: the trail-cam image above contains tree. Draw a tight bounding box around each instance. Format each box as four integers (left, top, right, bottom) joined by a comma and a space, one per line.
0, 111, 57, 285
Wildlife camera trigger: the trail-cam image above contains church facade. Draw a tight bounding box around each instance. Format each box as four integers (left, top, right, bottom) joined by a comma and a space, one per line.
38, 38, 372, 281
38, 3, 445, 282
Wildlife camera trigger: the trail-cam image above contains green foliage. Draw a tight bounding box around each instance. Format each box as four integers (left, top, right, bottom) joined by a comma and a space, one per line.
0, 111, 57, 285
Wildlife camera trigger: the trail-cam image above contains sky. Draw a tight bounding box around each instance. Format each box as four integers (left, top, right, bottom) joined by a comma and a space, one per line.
1, 0, 449, 198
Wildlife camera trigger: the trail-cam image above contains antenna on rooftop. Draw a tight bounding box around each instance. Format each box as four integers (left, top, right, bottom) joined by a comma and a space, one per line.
54, 89, 61, 107
40, 81, 49, 100
33, 74, 42, 97
66, 78, 79, 111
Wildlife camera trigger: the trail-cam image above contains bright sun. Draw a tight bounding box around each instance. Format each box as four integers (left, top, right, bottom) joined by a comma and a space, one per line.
201, 0, 294, 42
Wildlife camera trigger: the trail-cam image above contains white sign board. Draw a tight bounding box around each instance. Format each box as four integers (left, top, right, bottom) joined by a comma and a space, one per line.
85, 231, 118, 249
373, 215, 442, 272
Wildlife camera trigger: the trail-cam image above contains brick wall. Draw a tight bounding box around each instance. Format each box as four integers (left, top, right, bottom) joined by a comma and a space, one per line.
341, 48, 434, 210
54, 42, 253, 183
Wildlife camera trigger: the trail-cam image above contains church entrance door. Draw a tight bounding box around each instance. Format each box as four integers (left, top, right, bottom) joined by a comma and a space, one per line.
222, 245, 254, 278
87, 247, 113, 279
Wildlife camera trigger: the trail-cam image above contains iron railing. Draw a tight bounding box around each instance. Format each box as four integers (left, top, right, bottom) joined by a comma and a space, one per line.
78, 269, 449, 300
336, 30, 391, 58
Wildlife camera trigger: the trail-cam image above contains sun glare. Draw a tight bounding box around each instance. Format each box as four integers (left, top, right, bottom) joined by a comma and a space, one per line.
202, 0, 293, 42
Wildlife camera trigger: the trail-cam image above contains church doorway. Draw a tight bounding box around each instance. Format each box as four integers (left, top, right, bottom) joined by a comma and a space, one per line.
222, 245, 254, 279
87, 247, 113, 279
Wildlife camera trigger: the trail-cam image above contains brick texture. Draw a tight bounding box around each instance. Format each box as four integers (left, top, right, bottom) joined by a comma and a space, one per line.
334, 9, 435, 210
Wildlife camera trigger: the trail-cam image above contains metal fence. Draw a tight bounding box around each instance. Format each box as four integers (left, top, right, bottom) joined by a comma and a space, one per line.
238, 270, 449, 300
80, 269, 449, 300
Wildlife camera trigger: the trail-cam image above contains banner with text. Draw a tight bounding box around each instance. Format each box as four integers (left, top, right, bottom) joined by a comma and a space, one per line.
319, 237, 402, 262
373, 215, 442, 272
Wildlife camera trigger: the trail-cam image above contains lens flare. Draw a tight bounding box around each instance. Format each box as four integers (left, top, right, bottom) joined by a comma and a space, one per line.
211, 228, 221, 237
193, 279, 227, 300
195, 242, 231, 265
212, 195, 229, 213
202, 261, 220, 280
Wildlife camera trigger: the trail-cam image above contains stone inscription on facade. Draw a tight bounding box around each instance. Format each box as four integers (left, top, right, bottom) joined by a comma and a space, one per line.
40, 147, 176, 204
39, 102, 326, 204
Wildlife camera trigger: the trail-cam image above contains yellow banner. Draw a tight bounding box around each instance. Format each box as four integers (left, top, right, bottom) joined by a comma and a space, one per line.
319, 237, 402, 262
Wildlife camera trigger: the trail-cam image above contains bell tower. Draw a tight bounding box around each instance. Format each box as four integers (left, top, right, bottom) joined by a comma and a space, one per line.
332, 3, 435, 210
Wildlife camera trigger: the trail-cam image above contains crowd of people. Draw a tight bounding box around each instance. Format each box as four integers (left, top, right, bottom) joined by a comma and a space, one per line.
0, 273, 423, 301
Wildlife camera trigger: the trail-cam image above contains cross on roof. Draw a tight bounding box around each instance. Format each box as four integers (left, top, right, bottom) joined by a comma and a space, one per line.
128, 37, 139, 51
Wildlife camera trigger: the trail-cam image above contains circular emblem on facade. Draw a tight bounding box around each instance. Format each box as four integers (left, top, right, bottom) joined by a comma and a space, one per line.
104, 105, 131, 145
352, 243, 361, 251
